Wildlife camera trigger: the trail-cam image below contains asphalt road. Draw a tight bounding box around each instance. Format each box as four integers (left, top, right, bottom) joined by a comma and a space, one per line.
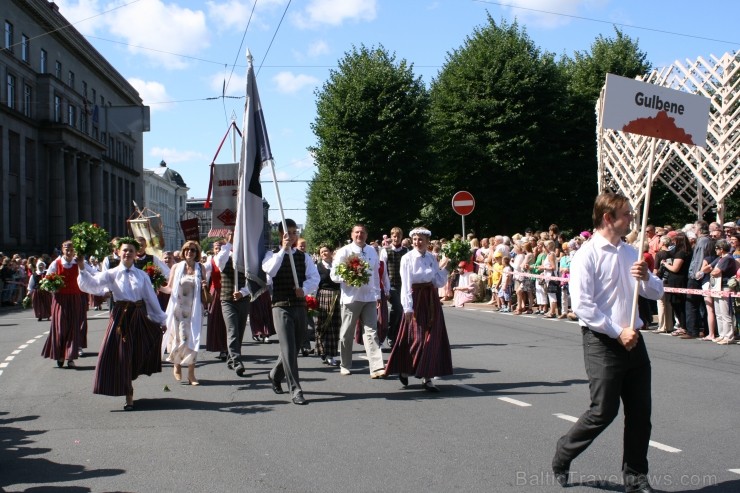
1, 303, 739, 493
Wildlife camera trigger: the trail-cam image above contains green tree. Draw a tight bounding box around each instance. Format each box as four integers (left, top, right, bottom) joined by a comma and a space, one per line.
305, 45, 430, 247
424, 16, 567, 237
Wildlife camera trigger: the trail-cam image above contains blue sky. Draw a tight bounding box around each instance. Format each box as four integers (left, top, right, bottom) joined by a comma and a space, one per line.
54, 0, 740, 226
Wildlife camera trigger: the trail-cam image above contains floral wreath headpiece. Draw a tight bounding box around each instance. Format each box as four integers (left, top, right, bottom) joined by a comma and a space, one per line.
409, 227, 432, 237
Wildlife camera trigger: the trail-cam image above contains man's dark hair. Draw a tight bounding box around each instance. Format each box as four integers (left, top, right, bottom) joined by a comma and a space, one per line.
278, 219, 297, 235
695, 220, 709, 235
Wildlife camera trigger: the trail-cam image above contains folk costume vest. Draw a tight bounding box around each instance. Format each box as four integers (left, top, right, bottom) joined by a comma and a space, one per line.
385, 246, 408, 290
271, 249, 306, 307
56, 259, 82, 295
220, 257, 246, 302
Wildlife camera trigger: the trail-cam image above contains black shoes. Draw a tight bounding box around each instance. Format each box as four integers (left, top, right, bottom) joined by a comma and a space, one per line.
422, 381, 439, 393
399, 374, 408, 386
552, 462, 570, 487
291, 392, 307, 405
66, 360, 76, 369
624, 473, 654, 493
268, 374, 284, 394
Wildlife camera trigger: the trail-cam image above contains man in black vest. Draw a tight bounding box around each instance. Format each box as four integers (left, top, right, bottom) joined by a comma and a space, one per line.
262, 219, 319, 405
214, 230, 250, 376
379, 226, 408, 348
133, 236, 170, 279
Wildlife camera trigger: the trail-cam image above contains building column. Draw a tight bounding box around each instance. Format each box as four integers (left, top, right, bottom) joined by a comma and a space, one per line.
90, 160, 103, 227
77, 155, 92, 222
65, 151, 79, 227
49, 146, 67, 248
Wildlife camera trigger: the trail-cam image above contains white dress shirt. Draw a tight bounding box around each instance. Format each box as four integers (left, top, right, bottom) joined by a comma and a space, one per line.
330, 243, 381, 304
77, 264, 167, 325
47, 256, 98, 275
261, 248, 319, 296
570, 232, 663, 338
400, 249, 448, 313
213, 242, 249, 297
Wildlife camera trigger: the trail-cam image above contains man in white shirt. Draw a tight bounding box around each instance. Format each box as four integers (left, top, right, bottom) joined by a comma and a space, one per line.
330, 224, 385, 378
552, 192, 663, 493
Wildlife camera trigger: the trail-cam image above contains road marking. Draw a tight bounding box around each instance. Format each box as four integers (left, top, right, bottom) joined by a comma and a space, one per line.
498, 397, 531, 407
26, 339, 36, 344
555, 414, 681, 453
554, 413, 579, 423
457, 383, 484, 393
0, 362, 8, 368
729, 469, 740, 475
1, 331, 49, 380
4, 356, 15, 362
649, 440, 681, 453
18, 344, 28, 349
11, 349, 21, 355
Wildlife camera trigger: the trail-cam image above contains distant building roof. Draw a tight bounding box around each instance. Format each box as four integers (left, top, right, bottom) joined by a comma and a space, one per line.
149, 160, 187, 188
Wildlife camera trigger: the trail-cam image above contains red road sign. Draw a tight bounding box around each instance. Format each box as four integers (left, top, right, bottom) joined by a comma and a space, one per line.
452, 191, 475, 216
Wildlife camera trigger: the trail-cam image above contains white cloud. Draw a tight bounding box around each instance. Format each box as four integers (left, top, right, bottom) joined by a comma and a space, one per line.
273, 72, 320, 94
499, 0, 599, 29
206, 0, 287, 32
150, 147, 208, 164
307, 40, 330, 57
104, 0, 210, 70
292, 0, 377, 28
128, 78, 173, 111
55, 0, 105, 34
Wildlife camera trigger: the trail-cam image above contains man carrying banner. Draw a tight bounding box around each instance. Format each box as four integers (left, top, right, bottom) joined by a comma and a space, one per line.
262, 219, 319, 405
552, 192, 663, 493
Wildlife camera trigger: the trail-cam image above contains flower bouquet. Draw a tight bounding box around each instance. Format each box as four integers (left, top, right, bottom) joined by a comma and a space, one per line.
143, 263, 166, 290
70, 222, 111, 259
441, 238, 472, 271
40, 273, 65, 293
335, 254, 371, 288
22, 295, 32, 309
305, 295, 318, 318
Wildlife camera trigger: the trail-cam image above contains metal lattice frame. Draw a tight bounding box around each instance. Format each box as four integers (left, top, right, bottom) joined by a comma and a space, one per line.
598, 52, 740, 223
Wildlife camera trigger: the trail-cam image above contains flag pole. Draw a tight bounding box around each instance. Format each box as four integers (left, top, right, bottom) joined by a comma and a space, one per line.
630, 136, 657, 330
269, 161, 300, 289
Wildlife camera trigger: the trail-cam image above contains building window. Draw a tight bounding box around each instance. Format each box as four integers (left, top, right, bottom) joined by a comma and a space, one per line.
25, 138, 36, 181
4, 21, 13, 51
40, 48, 47, 73
23, 84, 31, 117
9, 131, 20, 176
26, 197, 34, 241
68, 104, 76, 127
6, 73, 15, 109
82, 81, 87, 99
54, 95, 61, 122
55, 60, 62, 79
68, 70, 74, 88
21, 34, 29, 62
9, 194, 19, 238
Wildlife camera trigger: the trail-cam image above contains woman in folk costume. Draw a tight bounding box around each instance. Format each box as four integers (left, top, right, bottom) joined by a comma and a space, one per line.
203, 240, 228, 360
76, 237, 167, 411
384, 227, 452, 392
160, 241, 206, 386
41, 240, 96, 368
316, 245, 341, 366
28, 260, 52, 322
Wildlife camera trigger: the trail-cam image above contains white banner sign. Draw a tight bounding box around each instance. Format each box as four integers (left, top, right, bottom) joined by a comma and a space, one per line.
210, 163, 239, 230
601, 73, 710, 147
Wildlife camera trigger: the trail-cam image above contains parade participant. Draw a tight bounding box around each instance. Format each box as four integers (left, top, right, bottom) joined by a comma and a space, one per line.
262, 219, 319, 405
41, 240, 95, 368
133, 236, 170, 278
379, 227, 408, 348
28, 261, 52, 321
384, 227, 452, 392
330, 224, 385, 378
213, 230, 250, 376
552, 192, 663, 493
203, 240, 228, 361
315, 245, 341, 366
76, 237, 167, 411
159, 241, 206, 386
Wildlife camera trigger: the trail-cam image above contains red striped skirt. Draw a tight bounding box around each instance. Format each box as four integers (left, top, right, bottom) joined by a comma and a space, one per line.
249, 291, 275, 337
93, 301, 163, 397
316, 288, 340, 357
385, 282, 453, 379
41, 293, 88, 361
32, 290, 52, 320
206, 287, 227, 352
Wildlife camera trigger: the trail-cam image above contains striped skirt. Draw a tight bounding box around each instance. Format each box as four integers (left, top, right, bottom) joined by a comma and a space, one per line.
32, 289, 52, 320
206, 287, 227, 352
316, 288, 340, 357
385, 282, 453, 379
41, 293, 88, 361
354, 290, 389, 344
93, 301, 163, 397
249, 291, 276, 338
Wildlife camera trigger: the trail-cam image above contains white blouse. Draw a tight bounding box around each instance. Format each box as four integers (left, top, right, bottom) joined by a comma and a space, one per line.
400, 249, 448, 313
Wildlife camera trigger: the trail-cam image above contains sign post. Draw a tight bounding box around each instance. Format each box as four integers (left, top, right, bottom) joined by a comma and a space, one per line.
452, 191, 475, 238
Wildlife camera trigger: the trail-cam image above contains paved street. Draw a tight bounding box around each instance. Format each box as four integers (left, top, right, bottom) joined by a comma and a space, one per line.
1, 303, 739, 492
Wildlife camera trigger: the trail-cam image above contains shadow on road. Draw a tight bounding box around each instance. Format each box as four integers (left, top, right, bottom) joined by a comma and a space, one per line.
0, 412, 124, 491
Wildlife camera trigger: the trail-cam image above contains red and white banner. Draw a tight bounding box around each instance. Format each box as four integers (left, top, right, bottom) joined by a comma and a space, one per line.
208, 163, 238, 235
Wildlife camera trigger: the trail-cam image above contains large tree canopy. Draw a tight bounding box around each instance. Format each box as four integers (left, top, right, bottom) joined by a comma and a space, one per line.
305, 45, 430, 247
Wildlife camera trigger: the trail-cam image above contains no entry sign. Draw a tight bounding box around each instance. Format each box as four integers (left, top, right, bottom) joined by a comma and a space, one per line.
452, 191, 475, 216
